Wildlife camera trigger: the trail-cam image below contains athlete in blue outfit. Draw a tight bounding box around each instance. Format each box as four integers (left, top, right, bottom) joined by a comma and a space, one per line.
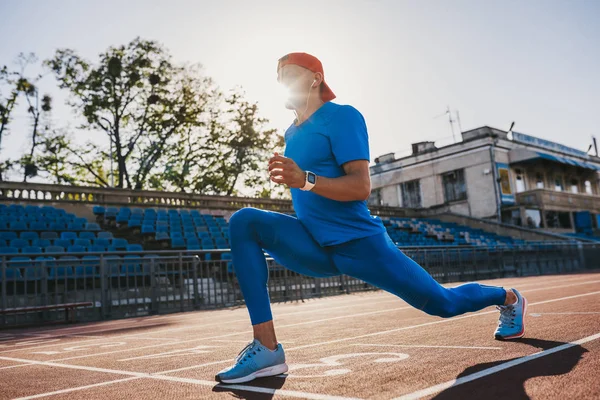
216, 53, 528, 384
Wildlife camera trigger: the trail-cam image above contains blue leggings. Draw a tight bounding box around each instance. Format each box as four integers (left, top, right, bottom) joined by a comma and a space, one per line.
229, 208, 507, 325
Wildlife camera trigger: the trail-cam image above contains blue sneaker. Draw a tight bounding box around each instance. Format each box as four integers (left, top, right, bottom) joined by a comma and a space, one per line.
215, 339, 288, 384
494, 288, 527, 340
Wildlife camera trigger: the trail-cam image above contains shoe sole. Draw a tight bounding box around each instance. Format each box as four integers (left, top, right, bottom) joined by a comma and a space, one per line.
217, 363, 289, 384
495, 296, 528, 341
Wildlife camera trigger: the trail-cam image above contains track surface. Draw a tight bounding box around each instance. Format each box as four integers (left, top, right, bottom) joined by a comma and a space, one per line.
1, 272, 600, 399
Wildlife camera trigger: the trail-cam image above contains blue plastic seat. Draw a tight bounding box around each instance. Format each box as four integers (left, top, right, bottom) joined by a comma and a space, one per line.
0, 232, 17, 241
79, 231, 96, 240
94, 238, 111, 247
20, 231, 39, 241
126, 244, 143, 252
171, 238, 186, 249
156, 225, 168, 233
45, 246, 65, 254
10, 239, 29, 249
31, 239, 51, 248
49, 222, 67, 231
68, 244, 86, 253
121, 255, 143, 275
170, 231, 183, 239
183, 224, 195, 232
85, 222, 101, 231
67, 222, 86, 231
1, 266, 23, 280
0, 239, 6, 247
95, 231, 112, 240
61, 231, 78, 241
89, 244, 106, 252
40, 231, 58, 240
22, 246, 42, 254
49, 265, 73, 278
9, 221, 28, 231
186, 243, 201, 250
93, 206, 105, 216
111, 238, 128, 250
141, 225, 156, 235
30, 221, 47, 231
74, 239, 91, 247
128, 219, 142, 228
54, 239, 72, 248
155, 232, 169, 241
104, 207, 118, 219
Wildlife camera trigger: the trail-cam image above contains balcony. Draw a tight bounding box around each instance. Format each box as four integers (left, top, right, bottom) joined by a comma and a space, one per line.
516, 189, 600, 213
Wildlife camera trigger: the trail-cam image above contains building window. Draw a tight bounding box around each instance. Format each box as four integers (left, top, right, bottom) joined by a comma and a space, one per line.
442, 169, 467, 203
585, 180, 593, 195
554, 175, 564, 192
536, 173, 544, 189
498, 168, 512, 195
570, 178, 579, 193
368, 189, 383, 206
545, 211, 572, 229
515, 169, 526, 193
400, 180, 422, 208
525, 209, 542, 228
502, 209, 522, 226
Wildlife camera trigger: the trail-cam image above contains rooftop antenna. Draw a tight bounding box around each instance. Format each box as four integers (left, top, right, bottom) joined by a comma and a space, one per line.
446, 105, 456, 143
455, 110, 463, 134
507, 121, 515, 140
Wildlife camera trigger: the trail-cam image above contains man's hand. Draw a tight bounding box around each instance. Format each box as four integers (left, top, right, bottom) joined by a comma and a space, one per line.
268, 153, 306, 188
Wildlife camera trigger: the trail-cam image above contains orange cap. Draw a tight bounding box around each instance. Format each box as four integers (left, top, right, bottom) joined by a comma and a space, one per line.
277, 52, 336, 102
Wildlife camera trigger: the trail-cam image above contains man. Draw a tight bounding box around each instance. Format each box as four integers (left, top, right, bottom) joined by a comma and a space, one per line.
215, 53, 527, 384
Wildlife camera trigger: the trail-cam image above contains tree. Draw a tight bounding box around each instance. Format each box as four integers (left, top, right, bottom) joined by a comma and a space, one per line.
14, 53, 53, 182
200, 90, 284, 196
46, 37, 195, 188
32, 130, 77, 185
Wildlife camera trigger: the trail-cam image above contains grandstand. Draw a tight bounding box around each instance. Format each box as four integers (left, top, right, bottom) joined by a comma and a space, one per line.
0, 180, 598, 328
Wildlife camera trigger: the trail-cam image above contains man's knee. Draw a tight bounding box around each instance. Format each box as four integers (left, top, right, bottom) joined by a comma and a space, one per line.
229, 208, 267, 236
423, 301, 458, 318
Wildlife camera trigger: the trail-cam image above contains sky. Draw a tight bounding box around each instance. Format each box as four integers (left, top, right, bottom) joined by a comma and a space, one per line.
1, 0, 599, 171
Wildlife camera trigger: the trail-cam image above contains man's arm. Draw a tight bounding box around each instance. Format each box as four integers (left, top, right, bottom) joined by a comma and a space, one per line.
268, 154, 371, 202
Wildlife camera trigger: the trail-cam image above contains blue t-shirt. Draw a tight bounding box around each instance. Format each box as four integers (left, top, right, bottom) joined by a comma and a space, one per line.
284, 102, 385, 246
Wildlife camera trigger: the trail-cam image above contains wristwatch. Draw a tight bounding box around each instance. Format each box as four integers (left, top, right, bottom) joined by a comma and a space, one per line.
300, 171, 317, 191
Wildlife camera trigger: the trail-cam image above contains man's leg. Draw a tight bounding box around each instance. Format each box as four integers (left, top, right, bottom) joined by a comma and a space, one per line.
332, 233, 511, 317
229, 208, 339, 342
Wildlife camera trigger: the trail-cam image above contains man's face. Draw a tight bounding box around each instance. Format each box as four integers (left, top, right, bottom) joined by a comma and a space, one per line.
277, 64, 314, 110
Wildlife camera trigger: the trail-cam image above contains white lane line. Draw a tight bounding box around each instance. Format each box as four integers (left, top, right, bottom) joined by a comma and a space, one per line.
65, 277, 600, 340
13, 377, 141, 400
393, 331, 600, 400
0, 356, 361, 400
44, 286, 600, 365
284, 290, 600, 352
3, 274, 594, 346
158, 290, 600, 375
530, 312, 600, 317
354, 344, 502, 350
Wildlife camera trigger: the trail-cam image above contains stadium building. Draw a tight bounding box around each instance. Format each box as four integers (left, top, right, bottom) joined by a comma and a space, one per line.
369, 127, 600, 238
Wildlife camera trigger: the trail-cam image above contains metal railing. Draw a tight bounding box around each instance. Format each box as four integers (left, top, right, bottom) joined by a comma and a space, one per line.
1, 243, 598, 327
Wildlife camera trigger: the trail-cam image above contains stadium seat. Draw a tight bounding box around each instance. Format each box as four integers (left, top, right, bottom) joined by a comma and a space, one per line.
0, 246, 19, 254
89, 245, 106, 252
45, 246, 65, 254
111, 238, 128, 250
141, 225, 156, 235
122, 255, 144, 275
61, 231, 78, 241
93, 205, 105, 216
54, 239, 72, 248
67, 222, 86, 231
22, 246, 42, 254
170, 231, 183, 239
0, 232, 18, 241
41, 231, 59, 240
186, 243, 201, 250
128, 219, 142, 228
104, 207, 118, 220
9, 221, 28, 231
76, 256, 99, 277
0, 239, 6, 247
74, 239, 91, 247
85, 222, 101, 231
94, 238, 111, 248
79, 231, 96, 240
49, 265, 73, 278
171, 238, 186, 249
1, 265, 23, 280
97, 231, 113, 240
10, 239, 29, 249
155, 232, 169, 241
49, 222, 67, 231
126, 244, 143, 252
29, 221, 47, 231
31, 239, 51, 248
20, 231, 39, 241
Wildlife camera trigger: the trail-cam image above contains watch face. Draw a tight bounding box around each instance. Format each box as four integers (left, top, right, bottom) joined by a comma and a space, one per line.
307, 173, 316, 184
